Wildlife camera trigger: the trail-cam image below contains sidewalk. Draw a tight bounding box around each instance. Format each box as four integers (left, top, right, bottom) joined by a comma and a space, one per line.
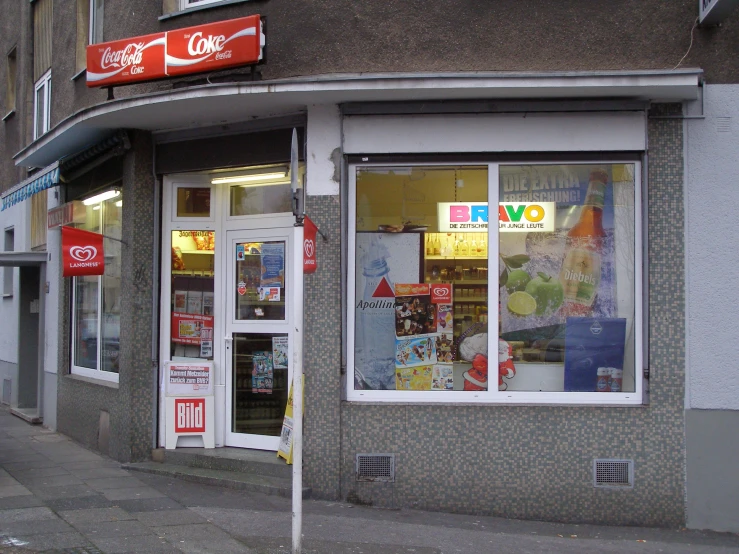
1, 409, 739, 554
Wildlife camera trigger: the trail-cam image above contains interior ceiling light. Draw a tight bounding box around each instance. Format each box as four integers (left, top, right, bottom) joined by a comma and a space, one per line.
211, 170, 288, 186
83, 189, 120, 205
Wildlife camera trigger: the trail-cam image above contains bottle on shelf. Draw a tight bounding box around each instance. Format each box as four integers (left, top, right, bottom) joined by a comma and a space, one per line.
479, 235, 487, 257
459, 237, 469, 256
433, 234, 441, 256
470, 237, 478, 257
559, 168, 608, 316
425, 234, 433, 256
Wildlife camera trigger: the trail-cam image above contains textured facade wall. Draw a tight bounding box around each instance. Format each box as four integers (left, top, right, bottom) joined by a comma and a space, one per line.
305, 106, 687, 526
56, 132, 156, 462
684, 84, 739, 531
9, 0, 739, 146
303, 195, 343, 500
685, 85, 739, 411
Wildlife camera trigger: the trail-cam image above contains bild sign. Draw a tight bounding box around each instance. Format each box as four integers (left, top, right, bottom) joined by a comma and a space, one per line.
86, 15, 264, 87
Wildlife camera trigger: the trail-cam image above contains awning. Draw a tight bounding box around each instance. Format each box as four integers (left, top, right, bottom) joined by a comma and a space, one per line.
13, 69, 703, 169
1, 162, 60, 212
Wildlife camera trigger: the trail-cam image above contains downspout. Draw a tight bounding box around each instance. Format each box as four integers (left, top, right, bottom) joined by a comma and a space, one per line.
151, 139, 161, 451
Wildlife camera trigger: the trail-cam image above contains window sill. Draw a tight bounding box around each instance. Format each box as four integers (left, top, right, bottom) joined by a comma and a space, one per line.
159, 0, 254, 21
67, 372, 119, 389
2, 110, 15, 122
71, 69, 86, 82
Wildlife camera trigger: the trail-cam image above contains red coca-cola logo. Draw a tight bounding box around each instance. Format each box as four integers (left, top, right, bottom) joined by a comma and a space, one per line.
100, 43, 145, 69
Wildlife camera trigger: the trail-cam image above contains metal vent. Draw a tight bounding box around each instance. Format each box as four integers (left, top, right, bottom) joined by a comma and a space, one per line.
594, 459, 633, 488
2, 379, 10, 405
717, 117, 732, 133
356, 453, 395, 482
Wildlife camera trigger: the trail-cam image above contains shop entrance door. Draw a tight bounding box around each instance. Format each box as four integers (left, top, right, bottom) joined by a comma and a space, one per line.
224, 227, 295, 450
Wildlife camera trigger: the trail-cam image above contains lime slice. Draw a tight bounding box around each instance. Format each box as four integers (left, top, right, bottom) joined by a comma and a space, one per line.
507, 291, 537, 316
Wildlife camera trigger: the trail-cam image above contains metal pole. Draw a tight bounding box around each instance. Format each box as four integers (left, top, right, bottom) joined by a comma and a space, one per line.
292, 223, 304, 554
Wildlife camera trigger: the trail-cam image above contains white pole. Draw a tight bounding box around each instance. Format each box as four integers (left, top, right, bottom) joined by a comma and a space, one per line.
292, 223, 304, 554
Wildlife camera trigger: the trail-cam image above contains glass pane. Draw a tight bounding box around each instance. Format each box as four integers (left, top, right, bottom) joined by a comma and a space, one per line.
498, 164, 636, 393
235, 241, 286, 321
101, 196, 122, 373
176, 187, 211, 218
171, 230, 215, 360
354, 166, 488, 391
232, 332, 289, 436
230, 183, 292, 216
74, 276, 98, 369
35, 85, 45, 138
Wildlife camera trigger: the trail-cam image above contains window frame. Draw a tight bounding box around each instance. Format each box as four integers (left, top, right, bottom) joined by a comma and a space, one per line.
89, 0, 103, 45
179, 0, 225, 9
70, 191, 122, 384
346, 159, 644, 405
5, 47, 17, 117
33, 70, 51, 140
3, 227, 14, 298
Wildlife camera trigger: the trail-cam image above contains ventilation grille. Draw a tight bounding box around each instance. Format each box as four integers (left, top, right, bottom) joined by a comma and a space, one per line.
594, 459, 633, 488
356, 454, 395, 482
2, 379, 10, 405
717, 117, 732, 133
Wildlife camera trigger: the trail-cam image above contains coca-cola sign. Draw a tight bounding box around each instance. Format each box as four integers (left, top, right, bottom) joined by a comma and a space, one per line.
87, 32, 167, 86
87, 15, 264, 88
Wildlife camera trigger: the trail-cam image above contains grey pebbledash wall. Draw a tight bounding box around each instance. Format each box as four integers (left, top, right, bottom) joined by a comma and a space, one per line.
303, 105, 686, 526
56, 132, 157, 463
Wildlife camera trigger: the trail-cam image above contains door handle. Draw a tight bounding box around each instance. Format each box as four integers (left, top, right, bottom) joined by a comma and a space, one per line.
224, 336, 233, 342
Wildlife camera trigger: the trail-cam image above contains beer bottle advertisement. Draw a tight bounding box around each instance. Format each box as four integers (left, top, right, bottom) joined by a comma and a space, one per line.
499, 165, 619, 339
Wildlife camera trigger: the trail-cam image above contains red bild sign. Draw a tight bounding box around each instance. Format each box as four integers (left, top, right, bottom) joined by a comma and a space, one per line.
175, 398, 205, 433
62, 227, 105, 277
86, 15, 263, 87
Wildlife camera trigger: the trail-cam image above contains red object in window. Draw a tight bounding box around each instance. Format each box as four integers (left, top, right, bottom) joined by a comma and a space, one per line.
430, 284, 452, 304
62, 227, 105, 277
175, 398, 205, 433
303, 216, 318, 274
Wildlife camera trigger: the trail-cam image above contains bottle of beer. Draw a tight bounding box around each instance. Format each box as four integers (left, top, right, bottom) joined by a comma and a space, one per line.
559, 168, 608, 316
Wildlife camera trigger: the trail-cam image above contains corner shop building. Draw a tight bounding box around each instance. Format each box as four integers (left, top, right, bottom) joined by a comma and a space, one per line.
2, 48, 716, 526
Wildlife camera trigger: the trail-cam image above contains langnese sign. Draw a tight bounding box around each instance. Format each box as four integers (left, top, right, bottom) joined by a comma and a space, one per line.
61, 227, 105, 276
437, 202, 556, 233
87, 15, 264, 87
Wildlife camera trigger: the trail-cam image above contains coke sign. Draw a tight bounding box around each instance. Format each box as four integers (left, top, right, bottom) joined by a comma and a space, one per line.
166, 15, 263, 77
87, 15, 264, 88
87, 33, 167, 87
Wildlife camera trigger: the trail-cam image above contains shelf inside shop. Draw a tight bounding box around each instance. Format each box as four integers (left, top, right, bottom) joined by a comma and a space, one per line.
424, 255, 487, 260
426, 280, 489, 285
180, 250, 214, 255
172, 270, 214, 277
453, 297, 487, 302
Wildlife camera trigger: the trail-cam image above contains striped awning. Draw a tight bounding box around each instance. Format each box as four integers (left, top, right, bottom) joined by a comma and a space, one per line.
1, 162, 59, 212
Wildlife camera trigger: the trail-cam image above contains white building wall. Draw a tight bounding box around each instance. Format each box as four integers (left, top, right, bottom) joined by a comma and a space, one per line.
0, 199, 28, 407
307, 104, 341, 197
685, 85, 739, 411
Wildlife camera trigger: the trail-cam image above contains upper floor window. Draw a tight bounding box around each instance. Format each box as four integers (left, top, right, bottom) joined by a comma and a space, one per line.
33, 0, 53, 82
76, 0, 103, 73
180, 0, 226, 9
34, 70, 51, 139
5, 48, 17, 116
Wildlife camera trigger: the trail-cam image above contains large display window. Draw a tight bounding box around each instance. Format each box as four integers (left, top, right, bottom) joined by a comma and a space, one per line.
71, 188, 122, 382
348, 162, 642, 404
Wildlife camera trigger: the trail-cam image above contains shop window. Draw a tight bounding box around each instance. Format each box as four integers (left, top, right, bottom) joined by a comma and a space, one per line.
349, 162, 642, 404
3, 228, 14, 297
218, 164, 302, 218
71, 188, 122, 382
33, 70, 51, 140
170, 230, 215, 361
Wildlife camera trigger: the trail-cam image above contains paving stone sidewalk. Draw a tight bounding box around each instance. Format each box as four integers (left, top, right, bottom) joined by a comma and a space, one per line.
2, 409, 739, 554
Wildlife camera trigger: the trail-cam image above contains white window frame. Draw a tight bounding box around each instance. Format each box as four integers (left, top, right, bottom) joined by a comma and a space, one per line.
89, 0, 104, 45
346, 160, 644, 405
179, 0, 225, 10
33, 70, 51, 140
70, 193, 121, 384
3, 227, 14, 298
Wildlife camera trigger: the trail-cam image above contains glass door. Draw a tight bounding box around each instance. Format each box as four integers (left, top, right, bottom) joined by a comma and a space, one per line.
225, 227, 294, 450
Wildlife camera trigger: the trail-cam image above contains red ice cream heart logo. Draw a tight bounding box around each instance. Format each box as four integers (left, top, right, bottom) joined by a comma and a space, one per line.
70, 246, 97, 262
304, 239, 315, 258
